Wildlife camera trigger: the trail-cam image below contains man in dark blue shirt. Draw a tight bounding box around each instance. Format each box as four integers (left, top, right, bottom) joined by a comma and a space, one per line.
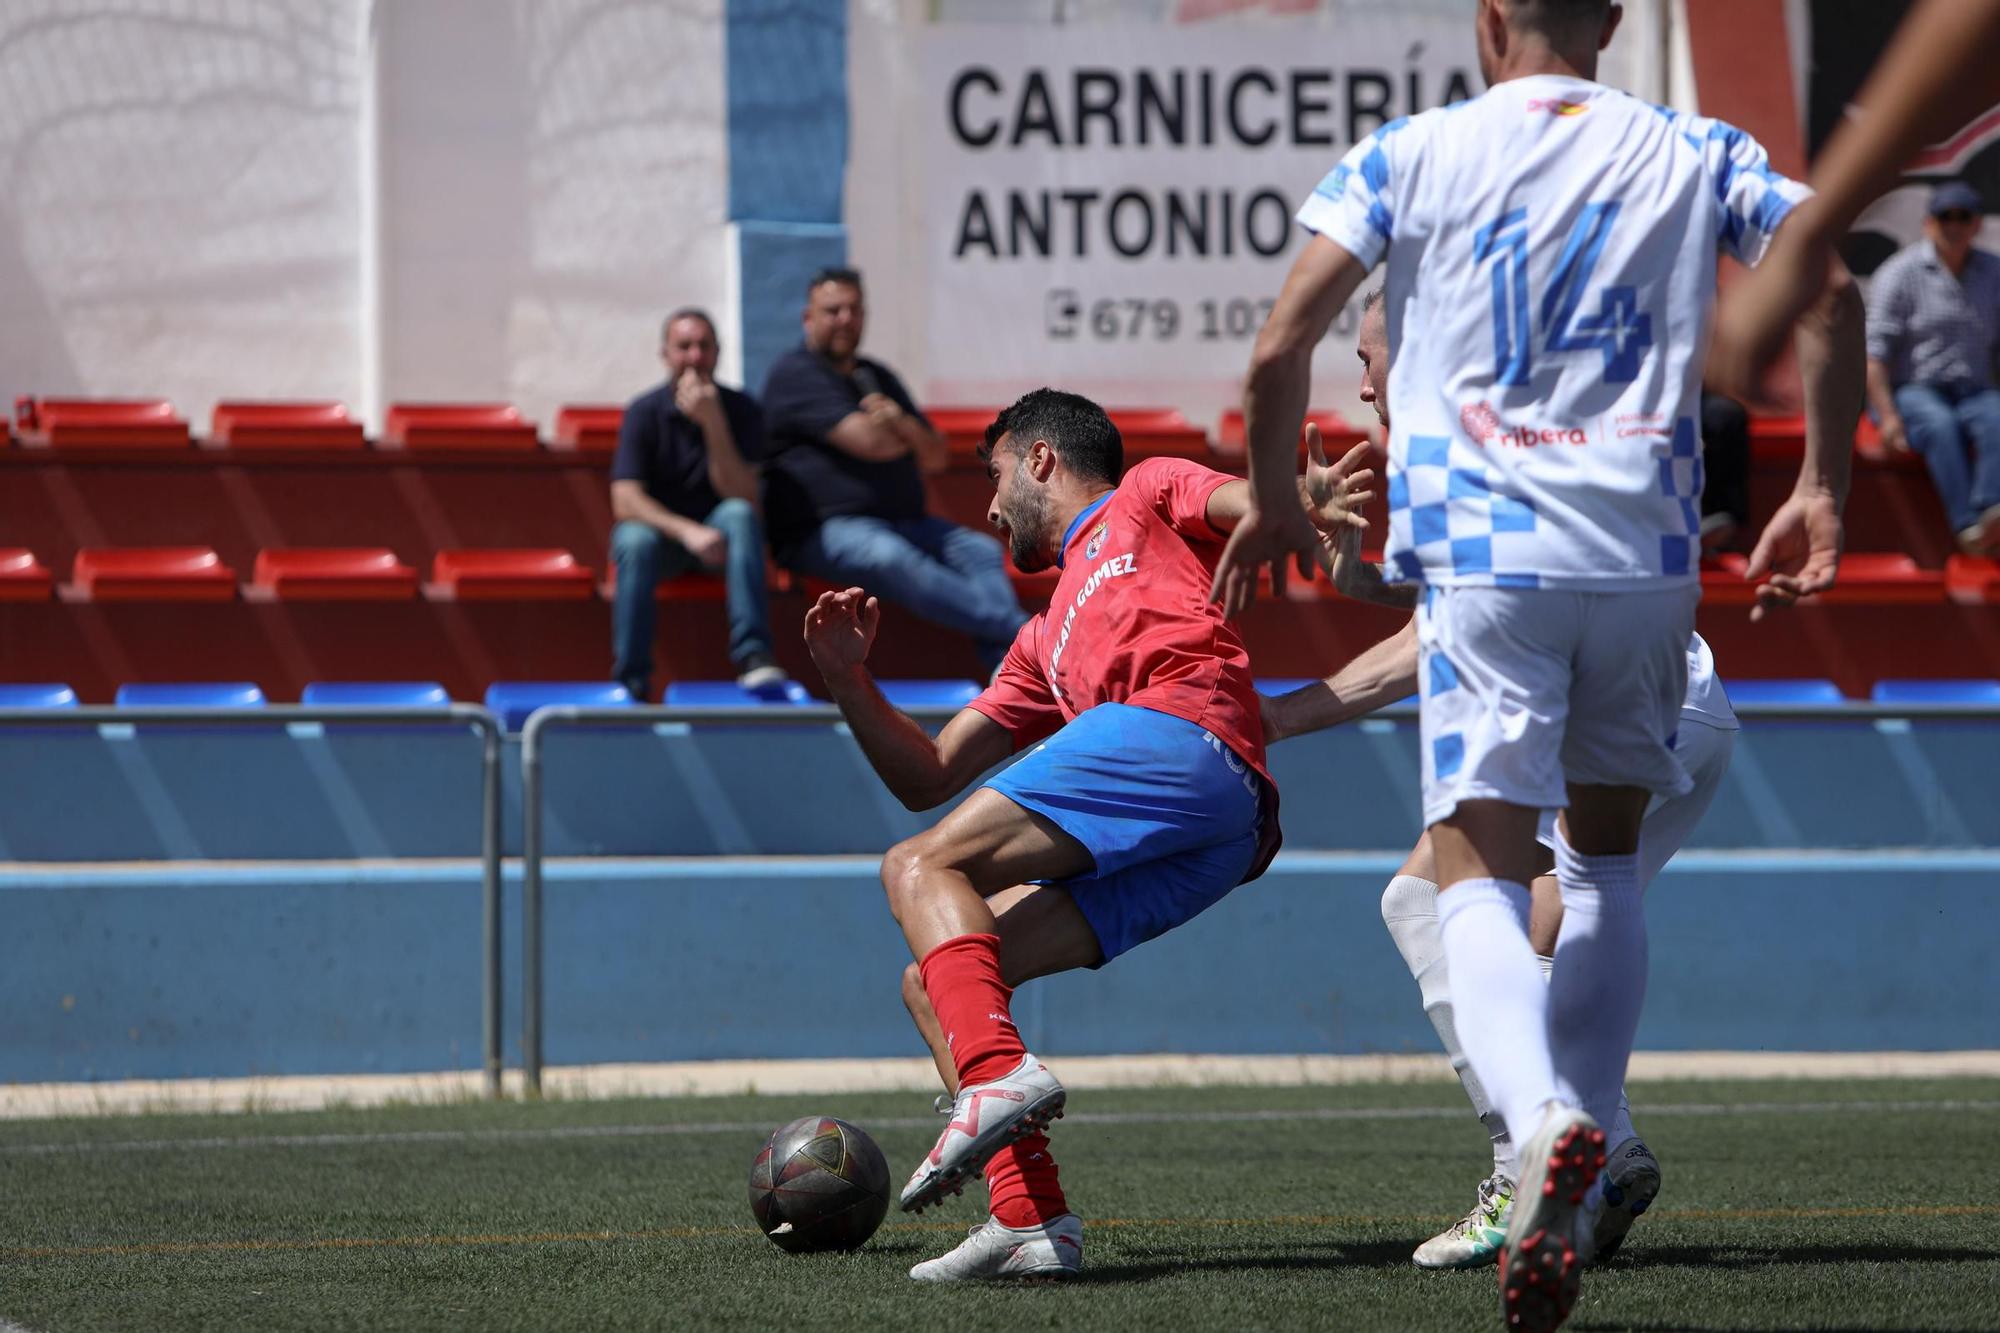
761, 268, 1027, 671
611, 309, 786, 699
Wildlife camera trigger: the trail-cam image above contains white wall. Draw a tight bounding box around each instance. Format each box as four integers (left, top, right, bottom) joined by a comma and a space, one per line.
0, 0, 730, 432
0, 0, 363, 421
367, 0, 730, 426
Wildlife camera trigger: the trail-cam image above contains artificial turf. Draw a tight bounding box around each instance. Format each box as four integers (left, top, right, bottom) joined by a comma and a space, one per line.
2, 1077, 1995, 1331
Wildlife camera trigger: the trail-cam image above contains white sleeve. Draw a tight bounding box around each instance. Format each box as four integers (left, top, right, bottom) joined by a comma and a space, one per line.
1294, 122, 1408, 271
1699, 117, 1813, 267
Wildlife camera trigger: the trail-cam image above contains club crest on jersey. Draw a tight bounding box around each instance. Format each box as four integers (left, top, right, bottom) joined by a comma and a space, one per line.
1084, 521, 1107, 559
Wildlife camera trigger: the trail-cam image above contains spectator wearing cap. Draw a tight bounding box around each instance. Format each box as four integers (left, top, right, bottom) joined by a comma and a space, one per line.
610, 308, 787, 700
760, 267, 1028, 670
1866, 180, 2000, 554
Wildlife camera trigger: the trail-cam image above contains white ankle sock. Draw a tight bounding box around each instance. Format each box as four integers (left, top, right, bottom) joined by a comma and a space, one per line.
1380, 874, 1512, 1177
1547, 832, 1647, 1130
1436, 878, 1560, 1168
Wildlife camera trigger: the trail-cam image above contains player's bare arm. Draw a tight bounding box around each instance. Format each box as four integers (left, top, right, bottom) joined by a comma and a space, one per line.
1744, 254, 1864, 621
804, 587, 1013, 809
1211, 235, 1370, 617
1259, 617, 1419, 744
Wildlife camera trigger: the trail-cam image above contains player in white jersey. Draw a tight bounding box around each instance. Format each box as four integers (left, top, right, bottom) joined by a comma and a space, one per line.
1262, 290, 1739, 1272
1214, 4, 1864, 1329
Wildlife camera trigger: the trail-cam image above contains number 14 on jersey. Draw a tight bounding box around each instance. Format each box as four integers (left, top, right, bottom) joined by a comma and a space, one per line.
1473, 202, 1654, 387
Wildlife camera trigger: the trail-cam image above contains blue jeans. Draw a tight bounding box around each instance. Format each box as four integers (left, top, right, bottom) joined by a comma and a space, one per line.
1894, 381, 2000, 531
788, 514, 1028, 669
610, 500, 772, 688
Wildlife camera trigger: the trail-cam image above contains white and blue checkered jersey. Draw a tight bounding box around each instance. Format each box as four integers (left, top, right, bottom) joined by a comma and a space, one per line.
1296, 75, 1810, 589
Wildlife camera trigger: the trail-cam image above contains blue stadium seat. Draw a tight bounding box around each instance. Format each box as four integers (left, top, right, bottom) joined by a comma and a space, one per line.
0, 683, 78, 708
1869, 679, 2000, 705
877, 679, 980, 709
115, 682, 267, 708
1722, 679, 1847, 705
301, 681, 452, 708
484, 680, 633, 731
663, 679, 814, 707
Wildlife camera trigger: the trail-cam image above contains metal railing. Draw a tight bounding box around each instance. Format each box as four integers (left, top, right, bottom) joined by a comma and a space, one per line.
514, 696, 2000, 1094
516, 703, 964, 1095
0, 704, 507, 1098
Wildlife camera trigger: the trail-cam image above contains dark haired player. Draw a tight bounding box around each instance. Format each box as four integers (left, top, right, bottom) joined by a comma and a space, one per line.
803, 388, 1280, 1282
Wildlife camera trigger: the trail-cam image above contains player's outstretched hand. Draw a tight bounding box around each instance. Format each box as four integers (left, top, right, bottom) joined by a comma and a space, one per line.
803, 586, 881, 672
1744, 491, 1844, 621
1210, 501, 1320, 618
1302, 424, 1375, 535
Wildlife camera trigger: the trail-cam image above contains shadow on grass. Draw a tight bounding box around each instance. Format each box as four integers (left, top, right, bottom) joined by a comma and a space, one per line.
1609, 1240, 2000, 1269
1075, 1238, 1417, 1284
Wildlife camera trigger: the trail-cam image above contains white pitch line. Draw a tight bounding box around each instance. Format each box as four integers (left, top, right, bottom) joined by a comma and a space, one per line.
7, 1098, 1995, 1159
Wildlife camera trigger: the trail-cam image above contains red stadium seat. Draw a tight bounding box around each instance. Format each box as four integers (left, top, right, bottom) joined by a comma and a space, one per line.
380, 403, 539, 453
428, 548, 594, 600
71, 546, 236, 601
1106, 407, 1208, 459
550, 405, 623, 456
1814, 552, 1945, 604
208, 401, 365, 452
929, 406, 1005, 460
16, 397, 191, 451
0, 548, 53, 601
1213, 408, 1368, 459
1947, 555, 2000, 604
1704, 551, 1943, 606
251, 548, 418, 601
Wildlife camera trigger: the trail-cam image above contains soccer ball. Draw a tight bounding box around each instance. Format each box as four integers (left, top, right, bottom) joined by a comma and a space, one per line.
747, 1115, 891, 1253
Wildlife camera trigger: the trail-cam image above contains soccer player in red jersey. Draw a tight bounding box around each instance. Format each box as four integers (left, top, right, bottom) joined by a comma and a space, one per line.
802, 388, 1282, 1282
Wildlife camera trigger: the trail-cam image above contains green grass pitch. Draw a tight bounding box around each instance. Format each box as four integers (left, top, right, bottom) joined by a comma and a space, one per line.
3, 1078, 1995, 1331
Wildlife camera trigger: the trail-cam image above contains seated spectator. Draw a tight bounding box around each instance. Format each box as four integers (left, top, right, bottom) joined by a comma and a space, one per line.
1866, 180, 2000, 554
610, 308, 787, 699
1700, 389, 1751, 550
760, 267, 1028, 670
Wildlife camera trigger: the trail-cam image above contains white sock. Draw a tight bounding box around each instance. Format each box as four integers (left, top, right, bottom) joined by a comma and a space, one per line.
1539, 951, 1640, 1145
1547, 832, 1647, 1131
1380, 875, 1512, 1180
1436, 878, 1560, 1172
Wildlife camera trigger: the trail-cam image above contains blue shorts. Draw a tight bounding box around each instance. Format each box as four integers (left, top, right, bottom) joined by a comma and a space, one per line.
982, 702, 1263, 964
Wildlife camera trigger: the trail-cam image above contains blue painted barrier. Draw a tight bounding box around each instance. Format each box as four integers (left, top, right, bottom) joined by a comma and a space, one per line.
3, 852, 1994, 1082
4, 712, 2000, 860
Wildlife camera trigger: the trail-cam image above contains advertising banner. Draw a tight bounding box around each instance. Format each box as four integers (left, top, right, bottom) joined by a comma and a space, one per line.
910, 17, 1482, 417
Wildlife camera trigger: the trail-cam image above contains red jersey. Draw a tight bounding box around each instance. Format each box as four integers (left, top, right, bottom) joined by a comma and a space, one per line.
969, 457, 1279, 840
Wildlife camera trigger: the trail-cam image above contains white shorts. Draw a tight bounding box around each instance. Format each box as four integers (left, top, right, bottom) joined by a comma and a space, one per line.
1416, 583, 1700, 826
1536, 714, 1736, 885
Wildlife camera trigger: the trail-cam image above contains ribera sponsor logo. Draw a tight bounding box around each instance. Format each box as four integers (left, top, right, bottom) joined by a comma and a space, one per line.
1460, 400, 1589, 448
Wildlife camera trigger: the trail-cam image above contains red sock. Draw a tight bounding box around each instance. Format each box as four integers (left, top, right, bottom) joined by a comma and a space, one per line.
918, 933, 1026, 1089
986, 1130, 1069, 1227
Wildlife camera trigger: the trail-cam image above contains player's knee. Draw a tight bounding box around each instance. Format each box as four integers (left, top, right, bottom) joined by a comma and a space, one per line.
1380, 871, 1436, 927
880, 836, 937, 920
899, 961, 927, 1014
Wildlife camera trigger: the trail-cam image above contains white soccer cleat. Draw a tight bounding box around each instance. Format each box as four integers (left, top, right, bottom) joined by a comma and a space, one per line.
1587, 1137, 1661, 1263
899, 1053, 1066, 1214
1498, 1105, 1605, 1333
908, 1213, 1083, 1282
1413, 1171, 1514, 1270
